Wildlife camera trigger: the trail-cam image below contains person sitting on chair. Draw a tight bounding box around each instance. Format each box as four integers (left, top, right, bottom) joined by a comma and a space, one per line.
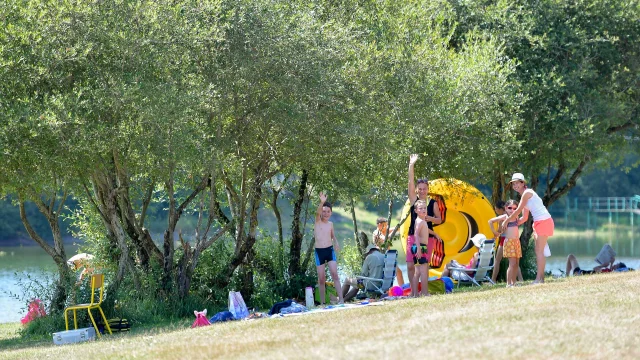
441, 234, 484, 279
566, 254, 628, 276
341, 244, 385, 301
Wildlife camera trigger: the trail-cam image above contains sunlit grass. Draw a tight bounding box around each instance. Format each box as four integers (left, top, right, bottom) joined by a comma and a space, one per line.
2, 272, 639, 359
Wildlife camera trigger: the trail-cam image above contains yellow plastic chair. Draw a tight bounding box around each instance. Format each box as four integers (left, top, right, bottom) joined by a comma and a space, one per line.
64, 274, 112, 337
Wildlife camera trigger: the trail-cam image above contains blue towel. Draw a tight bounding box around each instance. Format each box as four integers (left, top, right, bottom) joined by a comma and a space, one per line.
209, 311, 235, 323
280, 302, 308, 314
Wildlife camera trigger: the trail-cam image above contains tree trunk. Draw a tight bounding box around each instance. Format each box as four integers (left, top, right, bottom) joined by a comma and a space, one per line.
18, 193, 71, 313
271, 188, 284, 247
176, 222, 230, 299
90, 168, 141, 296
350, 198, 364, 256
176, 237, 194, 299
238, 248, 256, 304
217, 177, 263, 288
358, 231, 369, 259
519, 218, 534, 250
162, 173, 209, 293
491, 162, 506, 206
112, 150, 163, 267
288, 169, 308, 277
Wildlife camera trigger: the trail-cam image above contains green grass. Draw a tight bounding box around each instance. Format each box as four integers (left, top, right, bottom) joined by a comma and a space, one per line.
2, 272, 639, 359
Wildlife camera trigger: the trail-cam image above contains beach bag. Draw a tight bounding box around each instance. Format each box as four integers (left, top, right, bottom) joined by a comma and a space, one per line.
97, 318, 130, 334
228, 291, 249, 320
543, 243, 551, 257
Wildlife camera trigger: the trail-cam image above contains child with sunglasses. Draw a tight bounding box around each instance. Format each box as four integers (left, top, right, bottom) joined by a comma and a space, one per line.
489, 201, 523, 283
488, 200, 524, 286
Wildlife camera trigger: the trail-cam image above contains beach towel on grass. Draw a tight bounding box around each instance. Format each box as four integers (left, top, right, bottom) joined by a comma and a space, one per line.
280, 302, 307, 314
210, 311, 235, 323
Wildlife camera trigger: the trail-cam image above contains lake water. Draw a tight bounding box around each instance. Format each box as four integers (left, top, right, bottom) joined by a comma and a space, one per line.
0, 245, 77, 324
1, 229, 638, 323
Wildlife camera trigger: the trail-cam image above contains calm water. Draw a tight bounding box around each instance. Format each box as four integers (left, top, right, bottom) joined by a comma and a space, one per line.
0, 245, 77, 324
1, 229, 638, 323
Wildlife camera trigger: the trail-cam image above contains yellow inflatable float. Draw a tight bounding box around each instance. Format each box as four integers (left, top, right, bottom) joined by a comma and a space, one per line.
399, 178, 495, 277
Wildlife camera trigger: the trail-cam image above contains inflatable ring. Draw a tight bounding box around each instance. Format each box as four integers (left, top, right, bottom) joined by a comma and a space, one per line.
399, 178, 496, 277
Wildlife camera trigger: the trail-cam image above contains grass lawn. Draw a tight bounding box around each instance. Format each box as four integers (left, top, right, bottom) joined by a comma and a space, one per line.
1, 271, 639, 359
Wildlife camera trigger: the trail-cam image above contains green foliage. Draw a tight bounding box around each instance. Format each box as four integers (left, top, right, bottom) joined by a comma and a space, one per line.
21, 314, 66, 338
519, 241, 538, 281
449, 0, 640, 202
1, 0, 638, 334
191, 236, 317, 310
340, 243, 364, 278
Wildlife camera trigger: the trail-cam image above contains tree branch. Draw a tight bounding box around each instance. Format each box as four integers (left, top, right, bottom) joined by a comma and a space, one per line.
544, 156, 590, 206
18, 197, 57, 258
139, 180, 155, 228
607, 120, 638, 134
547, 161, 566, 199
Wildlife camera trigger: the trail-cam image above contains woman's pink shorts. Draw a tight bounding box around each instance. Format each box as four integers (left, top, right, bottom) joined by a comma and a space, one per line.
533, 217, 554, 237
406, 235, 435, 263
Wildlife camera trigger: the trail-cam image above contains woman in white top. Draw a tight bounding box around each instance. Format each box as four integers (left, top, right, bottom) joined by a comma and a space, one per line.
501, 173, 555, 283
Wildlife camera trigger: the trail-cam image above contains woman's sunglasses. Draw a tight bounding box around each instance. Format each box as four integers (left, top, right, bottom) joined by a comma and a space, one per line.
417, 178, 429, 184
506, 206, 517, 210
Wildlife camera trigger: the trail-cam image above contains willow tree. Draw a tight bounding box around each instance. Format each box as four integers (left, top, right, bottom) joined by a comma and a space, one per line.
447, 0, 640, 206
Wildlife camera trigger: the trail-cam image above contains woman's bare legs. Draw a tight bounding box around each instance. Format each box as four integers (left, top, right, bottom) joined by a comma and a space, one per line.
534, 234, 549, 283
492, 246, 503, 283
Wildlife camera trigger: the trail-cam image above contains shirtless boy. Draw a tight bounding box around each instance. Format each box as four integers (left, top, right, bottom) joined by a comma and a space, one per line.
314, 192, 344, 305
411, 200, 431, 297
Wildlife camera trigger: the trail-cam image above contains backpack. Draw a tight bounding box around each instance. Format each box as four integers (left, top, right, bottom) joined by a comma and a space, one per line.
98, 318, 131, 333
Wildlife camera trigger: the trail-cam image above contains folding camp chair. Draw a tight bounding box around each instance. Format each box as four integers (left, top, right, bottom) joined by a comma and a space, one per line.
450, 238, 496, 287
356, 250, 398, 296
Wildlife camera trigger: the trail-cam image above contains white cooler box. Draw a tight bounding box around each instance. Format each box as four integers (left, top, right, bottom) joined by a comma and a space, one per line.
52, 327, 96, 345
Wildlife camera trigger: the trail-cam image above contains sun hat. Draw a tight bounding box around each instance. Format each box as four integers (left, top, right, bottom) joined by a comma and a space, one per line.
470, 233, 487, 248
365, 243, 379, 253
509, 173, 526, 183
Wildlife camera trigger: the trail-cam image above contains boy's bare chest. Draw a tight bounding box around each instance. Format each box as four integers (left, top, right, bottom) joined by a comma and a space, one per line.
315, 222, 332, 234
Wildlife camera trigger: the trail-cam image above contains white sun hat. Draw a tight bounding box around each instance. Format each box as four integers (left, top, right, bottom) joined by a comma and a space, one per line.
470, 233, 487, 248
509, 173, 526, 183
67, 253, 95, 269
